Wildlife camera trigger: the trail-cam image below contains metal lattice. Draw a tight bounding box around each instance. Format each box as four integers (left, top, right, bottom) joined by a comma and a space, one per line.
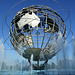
10, 5, 66, 61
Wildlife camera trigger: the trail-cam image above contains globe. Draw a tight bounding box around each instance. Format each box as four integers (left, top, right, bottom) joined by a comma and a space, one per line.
9, 5, 66, 70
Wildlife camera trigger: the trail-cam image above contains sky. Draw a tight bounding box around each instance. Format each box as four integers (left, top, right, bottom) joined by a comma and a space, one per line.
0, 0, 75, 64
0, 0, 75, 38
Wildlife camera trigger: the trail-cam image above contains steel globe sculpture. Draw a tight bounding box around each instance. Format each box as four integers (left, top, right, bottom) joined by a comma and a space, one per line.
9, 5, 67, 70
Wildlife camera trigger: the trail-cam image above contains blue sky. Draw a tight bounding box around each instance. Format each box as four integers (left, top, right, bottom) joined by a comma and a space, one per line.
0, 0, 75, 63
0, 0, 75, 38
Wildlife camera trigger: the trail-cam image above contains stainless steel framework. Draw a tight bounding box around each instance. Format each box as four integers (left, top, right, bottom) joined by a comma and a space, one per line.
10, 5, 66, 61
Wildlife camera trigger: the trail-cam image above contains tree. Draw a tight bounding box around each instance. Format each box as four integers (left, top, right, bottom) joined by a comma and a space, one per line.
51, 62, 56, 69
